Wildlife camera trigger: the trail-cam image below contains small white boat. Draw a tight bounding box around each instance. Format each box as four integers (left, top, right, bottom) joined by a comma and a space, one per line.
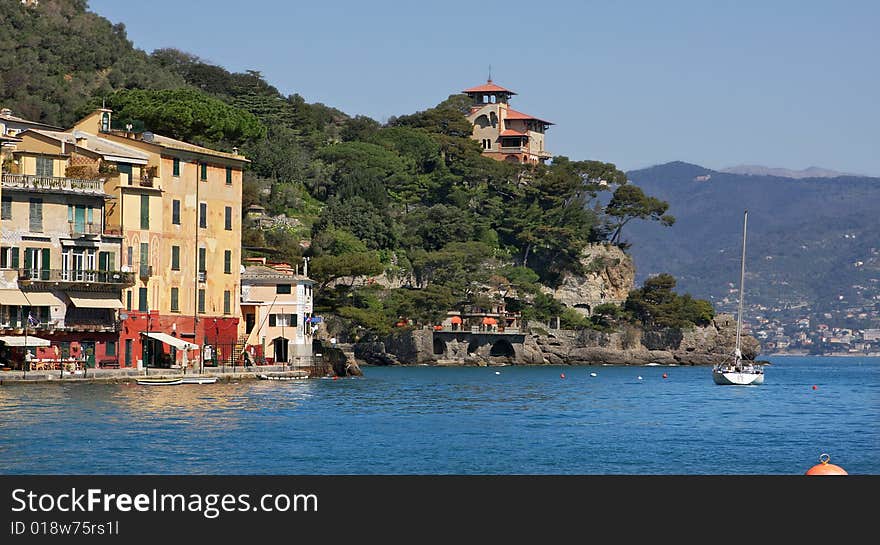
258, 374, 307, 381
713, 210, 764, 386
136, 377, 183, 386
181, 376, 218, 384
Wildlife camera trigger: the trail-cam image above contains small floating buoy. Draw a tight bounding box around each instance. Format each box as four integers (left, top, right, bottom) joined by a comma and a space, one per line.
495, 371, 501, 375
805, 453, 848, 475
332, 376, 338, 381
560, 373, 566, 379
590, 372, 597, 377
662, 373, 668, 379
637, 376, 643, 380
812, 385, 818, 390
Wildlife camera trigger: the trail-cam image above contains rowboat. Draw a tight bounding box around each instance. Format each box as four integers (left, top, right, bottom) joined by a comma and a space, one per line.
180, 376, 218, 384
136, 377, 183, 386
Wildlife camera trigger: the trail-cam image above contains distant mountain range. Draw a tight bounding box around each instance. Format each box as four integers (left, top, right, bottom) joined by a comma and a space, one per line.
623, 161, 880, 325
720, 165, 856, 179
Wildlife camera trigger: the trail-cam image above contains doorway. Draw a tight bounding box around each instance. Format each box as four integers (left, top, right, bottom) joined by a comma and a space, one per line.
273, 337, 289, 364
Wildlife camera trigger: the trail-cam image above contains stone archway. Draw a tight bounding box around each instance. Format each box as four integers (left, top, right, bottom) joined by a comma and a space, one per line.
433, 338, 446, 356
489, 339, 515, 357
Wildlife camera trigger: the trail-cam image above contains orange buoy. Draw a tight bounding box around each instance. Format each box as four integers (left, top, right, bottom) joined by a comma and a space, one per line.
662, 373, 668, 379
812, 385, 818, 390
332, 376, 338, 381
560, 373, 566, 379
805, 453, 847, 475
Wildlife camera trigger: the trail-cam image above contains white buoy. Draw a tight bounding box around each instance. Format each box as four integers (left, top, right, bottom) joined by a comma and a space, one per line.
637, 376, 643, 380
590, 372, 597, 377
495, 371, 501, 375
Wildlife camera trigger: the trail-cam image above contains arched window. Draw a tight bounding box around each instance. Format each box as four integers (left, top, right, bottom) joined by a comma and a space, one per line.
474, 115, 490, 129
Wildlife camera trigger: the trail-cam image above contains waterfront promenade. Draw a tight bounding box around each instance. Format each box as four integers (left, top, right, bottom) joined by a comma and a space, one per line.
0, 365, 309, 385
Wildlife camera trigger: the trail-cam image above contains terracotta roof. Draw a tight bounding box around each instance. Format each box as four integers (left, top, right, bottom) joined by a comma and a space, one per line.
462, 80, 517, 95
27, 129, 150, 162
499, 129, 528, 137
140, 133, 249, 163
504, 108, 554, 125
0, 109, 61, 130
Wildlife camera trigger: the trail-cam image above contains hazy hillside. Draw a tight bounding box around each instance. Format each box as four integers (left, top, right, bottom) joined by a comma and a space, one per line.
721, 165, 854, 179
624, 162, 880, 322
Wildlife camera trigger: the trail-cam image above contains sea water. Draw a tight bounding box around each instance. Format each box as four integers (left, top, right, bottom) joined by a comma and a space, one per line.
0, 356, 876, 474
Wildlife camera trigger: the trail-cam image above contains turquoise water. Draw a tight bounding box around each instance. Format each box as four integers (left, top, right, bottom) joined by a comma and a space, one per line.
0, 356, 877, 474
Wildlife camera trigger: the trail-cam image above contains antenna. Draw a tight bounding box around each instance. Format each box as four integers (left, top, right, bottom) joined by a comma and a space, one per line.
488, 65, 492, 83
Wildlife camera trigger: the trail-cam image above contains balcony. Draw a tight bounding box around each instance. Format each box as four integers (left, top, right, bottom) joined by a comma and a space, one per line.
18, 269, 135, 288
1, 173, 107, 196
139, 265, 153, 280
68, 221, 102, 237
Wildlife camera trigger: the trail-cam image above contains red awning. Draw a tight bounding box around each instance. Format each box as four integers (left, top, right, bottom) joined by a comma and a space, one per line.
482, 317, 497, 325
450, 316, 462, 324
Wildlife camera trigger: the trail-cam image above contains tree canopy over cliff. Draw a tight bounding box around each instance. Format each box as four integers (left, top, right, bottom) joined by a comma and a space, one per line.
1, 0, 713, 335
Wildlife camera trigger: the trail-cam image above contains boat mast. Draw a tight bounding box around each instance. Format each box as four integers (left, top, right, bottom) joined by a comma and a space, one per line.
735, 210, 748, 363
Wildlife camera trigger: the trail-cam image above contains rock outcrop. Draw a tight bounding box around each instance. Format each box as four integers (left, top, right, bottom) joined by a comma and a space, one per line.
542, 243, 635, 314
352, 314, 758, 367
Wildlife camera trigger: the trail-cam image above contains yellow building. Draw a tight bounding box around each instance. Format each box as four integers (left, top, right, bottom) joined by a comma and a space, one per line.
72, 109, 248, 369
0, 126, 137, 369
462, 80, 553, 164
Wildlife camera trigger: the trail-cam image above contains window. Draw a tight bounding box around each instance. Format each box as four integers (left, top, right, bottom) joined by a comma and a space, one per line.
224, 206, 232, 230
36, 156, 53, 177
23, 247, 49, 278
171, 246, 180, 271
126, 290, 132, 311
170, 287, 179, 312
29, 198, 42, 232
98, 251, 115, 271
224, 250, 231, 274
106, 340, 117, 357
225, 166, 232, 185
127, 246, 133, 267
199, 203, 207, 228
1, 196, 11, 220
272, 314, 297, 327
0, 247, 19, 269
268, 314, 276, 327
173, 157, 180, 177
139, 242, 149, 277
140, 194, 149, 229
223, 290, 231, 315
172, 200, 180, 225
276, 284, 291, 294
118, 163, 132, 184
198, 247, 206, 272
138, 287, 148, 312
200, 163, 207, 181
197, 289, 205, 314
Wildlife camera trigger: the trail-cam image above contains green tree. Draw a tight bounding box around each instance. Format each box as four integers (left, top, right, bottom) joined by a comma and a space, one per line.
309, 252, 384, 292
605, 184, 675, 245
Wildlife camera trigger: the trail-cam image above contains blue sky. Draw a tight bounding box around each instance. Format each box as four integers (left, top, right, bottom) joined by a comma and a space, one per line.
89, 0, 879, 176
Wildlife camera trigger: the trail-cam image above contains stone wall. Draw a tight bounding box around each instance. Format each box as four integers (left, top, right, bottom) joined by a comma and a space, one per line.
542, 243, 635, 315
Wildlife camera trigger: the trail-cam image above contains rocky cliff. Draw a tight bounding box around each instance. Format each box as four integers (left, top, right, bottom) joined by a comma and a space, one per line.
353, 314, 760, 367
542, 243, 635, 314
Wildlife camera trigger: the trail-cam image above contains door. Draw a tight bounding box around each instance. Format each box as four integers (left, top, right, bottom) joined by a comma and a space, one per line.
245, 313, 256, 334
72, 251, 84, 282
81, 341, 95, 368
273, 337, 288, 364
74, 205, 86, 234
124, 339, 132, 368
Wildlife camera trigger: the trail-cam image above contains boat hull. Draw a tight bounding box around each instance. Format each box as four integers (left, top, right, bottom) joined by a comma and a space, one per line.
180, 377, 217, 384
712, 370, 764, 385
136, 378, 183, 386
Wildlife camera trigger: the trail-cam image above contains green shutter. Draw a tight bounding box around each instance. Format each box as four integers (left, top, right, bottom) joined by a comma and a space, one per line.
171, 287, 179, 312
138, 287, 148, 312
41, 248, 50, 279
226, 166, 232, 185
200, 163, 207, 180
140, 195, 149, 229
11, 247, 19, 269
173, 158, 180, 177
171, 246, 180, 270
224, 250, 231, 274
198, 289, 205, 313
198, 248, 206, 272
98, 251, 108, 271
269, 314, 276, 327
290, 313, 298, 327
23, 248, 32, 271
126, 290, 132, 311
223, 291, 230, 315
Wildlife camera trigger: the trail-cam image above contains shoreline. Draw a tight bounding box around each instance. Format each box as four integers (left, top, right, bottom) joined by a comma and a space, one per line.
0, 366, 310, 385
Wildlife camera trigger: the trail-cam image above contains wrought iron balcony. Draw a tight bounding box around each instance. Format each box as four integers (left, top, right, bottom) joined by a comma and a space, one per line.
18, 268, 135, 287
1, 173, 107, 195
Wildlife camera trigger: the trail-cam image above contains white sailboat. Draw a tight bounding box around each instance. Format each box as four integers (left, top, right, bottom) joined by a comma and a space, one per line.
713, 210, 765, 386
